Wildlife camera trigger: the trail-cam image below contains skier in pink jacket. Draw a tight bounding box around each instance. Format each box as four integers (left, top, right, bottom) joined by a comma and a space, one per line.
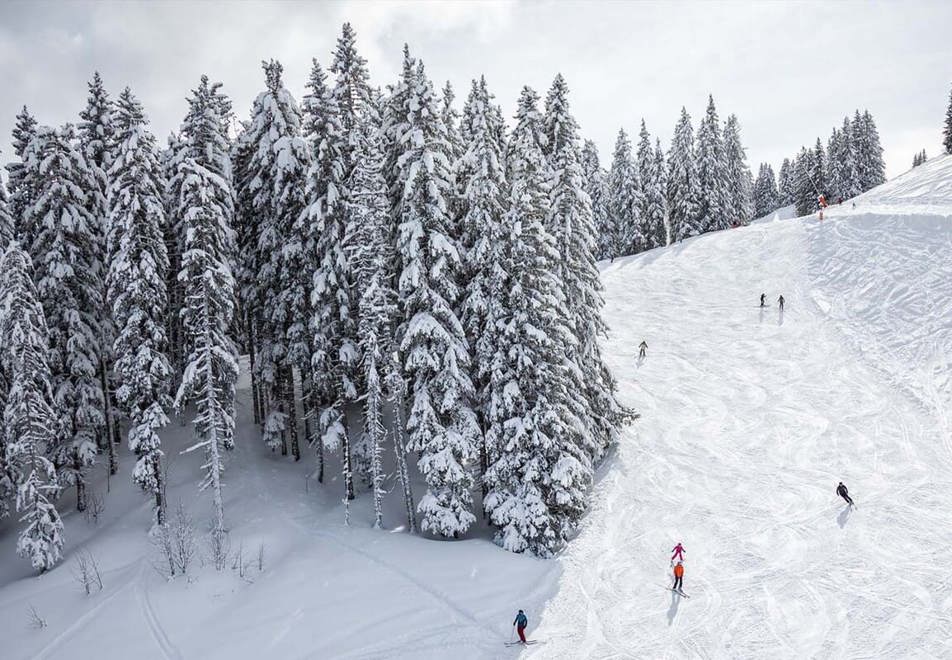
671, 542, 685, 562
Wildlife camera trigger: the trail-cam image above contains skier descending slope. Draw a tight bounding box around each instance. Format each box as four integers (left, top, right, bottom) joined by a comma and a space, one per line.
836, 482, 856, 508
506, 609, 536, 646
672, 561, 686, 595
671, 541, 685, 563
639, 340, 648, 359
760, 292, 766, 307
778, 294, 785, 311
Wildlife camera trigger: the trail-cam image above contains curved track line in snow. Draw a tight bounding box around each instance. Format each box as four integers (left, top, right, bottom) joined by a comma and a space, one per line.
135, 564, 182, 660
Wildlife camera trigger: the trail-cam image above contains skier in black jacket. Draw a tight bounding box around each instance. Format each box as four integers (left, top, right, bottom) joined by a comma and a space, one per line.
836, 482, 854, 507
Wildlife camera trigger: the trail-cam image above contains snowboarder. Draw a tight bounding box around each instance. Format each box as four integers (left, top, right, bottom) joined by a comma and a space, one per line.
513, 609, 529, 644
759, 292, 766, 307
672, 561, 685, 593
671, 542, 685, 562
778, 294, 785, 311
639, 340, 648, 359
836, 482, 855, 507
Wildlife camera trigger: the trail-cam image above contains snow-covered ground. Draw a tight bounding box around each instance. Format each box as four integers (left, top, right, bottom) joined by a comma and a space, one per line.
530, 155, 952, 657
4, 156, 952, 659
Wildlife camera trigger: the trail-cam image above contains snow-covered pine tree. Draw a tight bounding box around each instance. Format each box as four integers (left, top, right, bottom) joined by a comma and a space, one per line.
667, 107, 701, 241
753, 163, 779, 218
243, 61, 309, 460
793, 146, 818, 216
580, 140, 610, 259
642, 138, 669, 249
0, 190, 18, 516
5, 107, 38, 238
457, 77, 507, 490
394, 59, 480, 538
441, 81, 464, 167
0, 174, 12, 254
944, 83, 952, 155
855, 110, 885, 191
302, 59, 359, 503
161, 133, 187, 391
21, 125, 104, 512
542, 74, 628, 464
812, 137, 827, 199
349, 110, 400, 528
695, 95, 729, 233
778, 157, 794, 206
107, 89, 172, 525
722, 114, 753, 226
172, 75, 238, 534
231, 124, 264, 426
607, 128, 644, 256
483, 83, 591, 556
78, 71, 120, 472
331, 22, 372, 145
0, 244, 64, 572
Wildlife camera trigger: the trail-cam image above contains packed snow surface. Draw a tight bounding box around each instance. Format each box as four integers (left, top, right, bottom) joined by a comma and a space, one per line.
3, 156, 952, 659
530, 155, 952, 658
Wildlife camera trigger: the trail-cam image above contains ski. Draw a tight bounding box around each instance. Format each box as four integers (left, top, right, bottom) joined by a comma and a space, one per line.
668, 588, 691, 598
505, 640, 539, 647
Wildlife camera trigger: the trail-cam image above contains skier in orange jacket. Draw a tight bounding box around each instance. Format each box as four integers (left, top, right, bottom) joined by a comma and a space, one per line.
672, 561, 685, 592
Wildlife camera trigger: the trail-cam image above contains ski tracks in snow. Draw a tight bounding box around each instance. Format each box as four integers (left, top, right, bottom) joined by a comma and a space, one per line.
529, 208, 952, 658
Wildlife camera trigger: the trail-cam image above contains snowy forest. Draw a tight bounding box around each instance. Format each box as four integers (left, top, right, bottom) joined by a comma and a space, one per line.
0, 22, 900, 573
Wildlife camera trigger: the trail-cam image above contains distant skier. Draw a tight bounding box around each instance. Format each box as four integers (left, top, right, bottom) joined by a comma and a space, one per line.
759, 292, 766, 307
818, 193, 828, 220
778, 294, 785, 311
513, 609, 528, 644
639, 340, 648, 359
672, 561, 685, 593
836, 482, 855, 507
671, 542, 685, 562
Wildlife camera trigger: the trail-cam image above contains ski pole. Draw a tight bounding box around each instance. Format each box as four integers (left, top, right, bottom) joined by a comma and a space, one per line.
510, 626, 515, 644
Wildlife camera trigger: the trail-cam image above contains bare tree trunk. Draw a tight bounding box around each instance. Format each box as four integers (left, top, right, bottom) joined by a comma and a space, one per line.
284, 367, 300, 462
154, 454, 166, 526
246, 311, 261, 426
74, 450, 87, 512
98, 357, 118, 475
341, 410, 354, 502
386, 361, 414, 533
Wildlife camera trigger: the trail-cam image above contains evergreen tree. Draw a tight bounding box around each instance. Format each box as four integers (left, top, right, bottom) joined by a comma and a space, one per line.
172, 75, 238, 535
244, 61, 310, 460
695, 95, 729, 232
542, 74, 627, 465
827, 118, 861, 200
302, 60, 359, 503
643, 138, 669, 248
793, 146, 819, 216
349, 110, 400, 529
580, 140, 610, 260
667, 107, 701, 241
107, 89, 172, 525
483, 88, 582, 556
778, 157, 795, 206
21, 125, 104, 512
0, 172, 12, 250
394, 59, 480, 538
78, 71, 120, 472
607, 128, 643, 256
5, 107, 38, 241
856, 110, 886, 191
457, 77, 507, 490
0, 244, 64, 572
944, 83, 952, 155
812, 137, 827, 197
753, 163, 779, 218
162, 133, 187, 391
722, 114, 753, 226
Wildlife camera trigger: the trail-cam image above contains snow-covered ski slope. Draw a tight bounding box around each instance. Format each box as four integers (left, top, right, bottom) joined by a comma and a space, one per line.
530, 155, 952, 658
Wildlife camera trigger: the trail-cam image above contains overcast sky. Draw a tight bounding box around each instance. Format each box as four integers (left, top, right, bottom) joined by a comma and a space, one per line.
1, 0, 950, 180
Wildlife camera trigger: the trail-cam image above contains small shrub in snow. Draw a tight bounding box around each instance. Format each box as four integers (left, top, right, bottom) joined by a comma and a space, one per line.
27, 603, 46, 629
71, 549, 104, 595
207, 525, 230, 572
151, 503, 196, 578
